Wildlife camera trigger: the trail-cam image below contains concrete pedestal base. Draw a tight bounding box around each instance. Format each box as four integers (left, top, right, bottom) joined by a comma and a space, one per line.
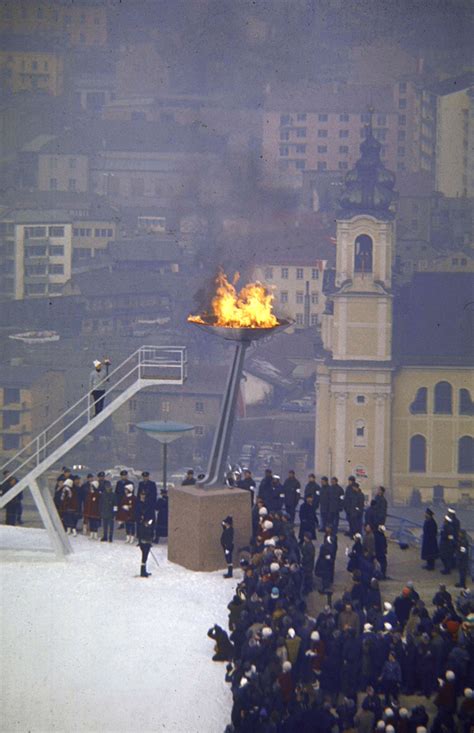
168, 485, 252, 572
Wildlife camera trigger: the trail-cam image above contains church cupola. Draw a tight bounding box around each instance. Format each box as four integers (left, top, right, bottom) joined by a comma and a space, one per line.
338, 116, 397, 221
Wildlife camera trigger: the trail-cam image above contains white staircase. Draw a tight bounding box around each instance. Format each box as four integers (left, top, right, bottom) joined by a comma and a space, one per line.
0, 345, 187, 557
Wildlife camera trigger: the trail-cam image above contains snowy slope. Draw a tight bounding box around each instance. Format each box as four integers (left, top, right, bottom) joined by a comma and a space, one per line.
0, 527, 232, 733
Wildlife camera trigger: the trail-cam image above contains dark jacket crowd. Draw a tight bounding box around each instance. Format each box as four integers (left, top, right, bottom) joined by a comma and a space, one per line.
215, 490, 474, 733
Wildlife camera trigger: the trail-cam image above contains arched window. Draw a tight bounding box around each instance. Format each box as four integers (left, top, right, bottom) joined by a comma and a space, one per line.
458, 436, 474, 473
354, 234, 373, 273
354, 419, 366, 447
459, 389, 474, 416
434, 381, 452, 414
409, 387, 427, 414
409, 434, 426, 472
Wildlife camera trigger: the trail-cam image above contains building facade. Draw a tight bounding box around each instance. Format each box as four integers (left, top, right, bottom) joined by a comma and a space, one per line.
435, 76, 474, 197
315, 123, 473, 503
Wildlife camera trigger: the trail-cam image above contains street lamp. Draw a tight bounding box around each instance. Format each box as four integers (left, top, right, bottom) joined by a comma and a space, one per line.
135, 420, 195, 490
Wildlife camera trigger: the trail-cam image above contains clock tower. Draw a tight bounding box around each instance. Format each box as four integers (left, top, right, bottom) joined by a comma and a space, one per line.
315, 121, 397, 490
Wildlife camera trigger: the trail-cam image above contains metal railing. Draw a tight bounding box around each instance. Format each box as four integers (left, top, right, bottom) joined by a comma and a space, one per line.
0, 345, 187, 484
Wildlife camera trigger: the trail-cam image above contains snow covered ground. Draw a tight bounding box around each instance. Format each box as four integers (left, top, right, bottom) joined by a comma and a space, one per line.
0, 526, 232, 733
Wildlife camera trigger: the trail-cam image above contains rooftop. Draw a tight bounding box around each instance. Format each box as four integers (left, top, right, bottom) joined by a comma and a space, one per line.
394, 272, 474, 367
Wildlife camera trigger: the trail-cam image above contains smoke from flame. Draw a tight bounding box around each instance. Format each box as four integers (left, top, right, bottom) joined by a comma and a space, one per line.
188, 270, 278, 328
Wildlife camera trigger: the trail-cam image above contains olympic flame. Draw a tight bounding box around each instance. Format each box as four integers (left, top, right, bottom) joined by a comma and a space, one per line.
188, 270, 278, 328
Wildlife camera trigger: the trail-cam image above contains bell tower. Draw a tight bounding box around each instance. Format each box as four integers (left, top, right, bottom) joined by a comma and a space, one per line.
315, 119, 396, 490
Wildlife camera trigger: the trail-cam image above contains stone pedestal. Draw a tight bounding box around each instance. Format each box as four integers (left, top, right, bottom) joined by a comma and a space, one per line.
168, 485, 252, 571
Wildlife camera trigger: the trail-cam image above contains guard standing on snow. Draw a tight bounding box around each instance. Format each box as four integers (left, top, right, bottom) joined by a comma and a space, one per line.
221, 516, 234, 578
136, 490, 155, 577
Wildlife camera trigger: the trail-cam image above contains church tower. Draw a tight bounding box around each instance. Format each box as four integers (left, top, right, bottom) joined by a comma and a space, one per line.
315, 121, 397, 491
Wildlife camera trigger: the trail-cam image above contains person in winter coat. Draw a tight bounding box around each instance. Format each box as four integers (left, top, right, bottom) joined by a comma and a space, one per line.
155, 488, 169, 543
298, 494, 318, 543
89, 359, 109, 416
421, 508, 438, 570
300, 532, 315, 594
379, 651, 402, 706
236, 469, 256, 506
456, 529, 470, 589
343, 475, 358, 535
374, 524, 388, 579
60, 477, 81, 535
136, 491, 155, 577
315, 528, 337, 593
347, 533, 363, 573
114, 469, 133, 500
258, 469, 273, 506
137, 471, 157, 511
362, 524, 376, 560
83, 480, 101, 539
439, 515, 457, 574
2, 475, 21, 526
373, 486, 388, 527
99, 483, 117, 542
304, 473, 321, 506
221, 516, 234, 578
282, 470, 301, 522
327, 477, 344, 534
116, 483, 137, 543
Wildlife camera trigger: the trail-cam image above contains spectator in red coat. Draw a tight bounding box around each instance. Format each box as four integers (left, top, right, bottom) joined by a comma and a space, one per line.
116, 484, 137, 543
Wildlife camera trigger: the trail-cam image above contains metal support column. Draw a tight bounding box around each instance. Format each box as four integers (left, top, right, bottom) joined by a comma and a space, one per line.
29, 479, 72, 558
204, 340, 249, 486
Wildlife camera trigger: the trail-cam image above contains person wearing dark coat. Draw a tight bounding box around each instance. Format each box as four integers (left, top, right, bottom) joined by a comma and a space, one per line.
181, 469, 196, 485
154, 488, 169, 543
137, 471, 157, 510
236, 470, 256, 505
298, 494, 318, 543
373, 486, 388, 527
282, 470, 301, 522
327, 477, 344, 534
421, 508, 438, 570
97, 471, 112, 493
300, 532, 316, 595
258, 469, 273, 506
2, 476, 22, 526
374, 524, 388, 579
456, 529, 470, 589
439, 515, 457, 574
221, 516, 234, 578
136, 492, 155, 577
343, 476, 358, 536
114, 469, 133, 500
347, 533, 363, 573
304, 473, 321, 507
315, 529, 337, 593
83, 480, 101, 538
99, 483, 117, 542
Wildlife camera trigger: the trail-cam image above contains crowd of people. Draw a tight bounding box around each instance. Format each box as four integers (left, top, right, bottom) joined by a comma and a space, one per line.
213, 470, 473, 732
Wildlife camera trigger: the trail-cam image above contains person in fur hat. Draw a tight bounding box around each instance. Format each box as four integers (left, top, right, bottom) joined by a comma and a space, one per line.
116, 484, 137, 543
60, 477, 81, 535
89, 359, 109, 417
83, 480, 101, 539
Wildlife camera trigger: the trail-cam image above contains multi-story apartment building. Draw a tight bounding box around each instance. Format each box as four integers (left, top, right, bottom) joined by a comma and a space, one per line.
0, 43, 64, 96
0, 1, 107, 46
251, 258, 329, 329
0, 365, 65, 456
435, 75, 474, 197
0, 210, 72, 300
38, 147, 90, 193
0, 211, 120, 299
262, 80, 436, 189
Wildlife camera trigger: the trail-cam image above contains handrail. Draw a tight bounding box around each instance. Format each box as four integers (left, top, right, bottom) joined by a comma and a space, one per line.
0, 346, 186, 481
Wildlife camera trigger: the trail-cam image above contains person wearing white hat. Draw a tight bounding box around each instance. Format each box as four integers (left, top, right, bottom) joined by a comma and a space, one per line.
83, 479, 101, 539
89, 358, 109, 416
440, 514, 457, 575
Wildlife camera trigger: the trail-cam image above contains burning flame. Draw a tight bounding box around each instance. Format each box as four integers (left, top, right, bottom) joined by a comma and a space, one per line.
188, 270, 278, 328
